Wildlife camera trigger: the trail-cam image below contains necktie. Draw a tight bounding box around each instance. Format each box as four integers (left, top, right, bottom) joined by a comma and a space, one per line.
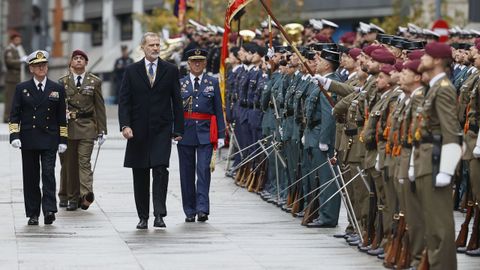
38, 82, 43, 92
148, 63, 155, 83
194, 77, 200, 92
76, 75, 82, 87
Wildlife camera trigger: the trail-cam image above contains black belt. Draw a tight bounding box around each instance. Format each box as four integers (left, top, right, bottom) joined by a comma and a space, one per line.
344, 128, 358, 136
70, 111, 93, 119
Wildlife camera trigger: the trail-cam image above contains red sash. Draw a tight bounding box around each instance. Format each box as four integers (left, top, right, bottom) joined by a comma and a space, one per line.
183, 112, 218, 149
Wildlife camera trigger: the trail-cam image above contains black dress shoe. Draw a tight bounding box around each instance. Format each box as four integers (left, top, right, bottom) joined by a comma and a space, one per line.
185, 216, 196, 222
80, 192, 95, 210
44, 212, 56, 225
306, 221, 337, 228
59, 200, 68, 208
153, 216, 166, 228
66, 201, 78, 211
136, 219, 148, 229
28, 216, 39, 225
197, 212, 208, 222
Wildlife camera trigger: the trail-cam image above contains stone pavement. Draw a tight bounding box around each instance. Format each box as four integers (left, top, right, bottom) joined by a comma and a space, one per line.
0, 104, 477, 270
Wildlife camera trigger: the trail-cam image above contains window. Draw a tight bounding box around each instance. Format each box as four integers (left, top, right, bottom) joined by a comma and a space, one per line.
87, 17, 103, 46
118, 14, 133, 41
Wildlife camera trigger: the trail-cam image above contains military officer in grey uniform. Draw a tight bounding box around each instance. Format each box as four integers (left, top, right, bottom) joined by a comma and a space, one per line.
58, 50, 107, 211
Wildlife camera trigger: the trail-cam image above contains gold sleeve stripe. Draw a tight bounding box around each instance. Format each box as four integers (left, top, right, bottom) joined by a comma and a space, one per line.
60, 126, 68, 137
9, 123, 20, 133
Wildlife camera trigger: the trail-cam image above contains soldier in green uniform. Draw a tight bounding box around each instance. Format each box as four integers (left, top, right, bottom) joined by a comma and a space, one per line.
3, 32, 24, 123
414, 42, 461, 270
58, 50, 107, 211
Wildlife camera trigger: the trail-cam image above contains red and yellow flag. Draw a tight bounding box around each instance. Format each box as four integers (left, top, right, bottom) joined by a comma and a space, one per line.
219, 0, 252, 108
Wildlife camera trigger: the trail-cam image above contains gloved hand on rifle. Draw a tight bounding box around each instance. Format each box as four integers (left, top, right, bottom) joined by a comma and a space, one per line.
58, 144, 67, 154
11, 139, 21, 148
311, 74, 327, 86
267, 47, 275, 59
435, 172, 452, 187
473, 134, 480, 158
319, 143, 329, 152
374, 154, 381, 172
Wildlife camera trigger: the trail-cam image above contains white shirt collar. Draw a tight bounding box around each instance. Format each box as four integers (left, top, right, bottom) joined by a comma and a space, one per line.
33, 77, 47, 90
190, 73, 204, 86
72, 72, 86, 84
145, 58, 159, 70
429, 72, 447, 88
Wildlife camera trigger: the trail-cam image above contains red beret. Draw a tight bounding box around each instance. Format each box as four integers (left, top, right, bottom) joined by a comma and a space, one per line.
424, 42, 452, 59
72, 49, 89, 61
477, 42, 480, 51
348, 48, 362, 61
394, 60, 404, 72
371, 48, 396, 65
475, 37, 480, 46
9, 31, 21, 40
380, 64, 395, 75
403, 60, 421, 74
340, 32, 356, 44
315, 34, 330, 43
407, 49, 424, 60
362, 45, 383, 57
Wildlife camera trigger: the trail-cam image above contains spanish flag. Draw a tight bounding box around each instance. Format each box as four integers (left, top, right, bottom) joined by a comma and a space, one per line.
219, 0, 253, 109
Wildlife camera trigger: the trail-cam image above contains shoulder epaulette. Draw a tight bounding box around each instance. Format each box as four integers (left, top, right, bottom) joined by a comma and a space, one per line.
440, 79, 450, 87
87, 72, 101, 81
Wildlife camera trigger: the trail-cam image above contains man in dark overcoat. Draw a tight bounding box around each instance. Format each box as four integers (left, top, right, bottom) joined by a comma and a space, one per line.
118, 32, 184, 229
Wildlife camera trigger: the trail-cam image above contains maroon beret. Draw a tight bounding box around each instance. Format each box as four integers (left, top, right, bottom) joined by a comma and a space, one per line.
348, 48, 362, 61
71, 49, 89, 61
9, 31, 21, 40
380, 64, 395, 75
477, 42, 480, 51
340, 32, 356, 44
371, 48, 396, 65
475, 37, 480, 46
362, 45, 383, 57
394, 60, 404, 72
315, 34, 330, 43
424, 42, 452, 59
403, 60, 421, 74
407, 49, 424, 60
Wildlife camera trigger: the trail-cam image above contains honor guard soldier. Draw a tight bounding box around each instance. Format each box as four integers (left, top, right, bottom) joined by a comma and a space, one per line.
3, 32, 24, 123
178, 48, 225, 222
9, 50, 68, 225
58, 50, 107, 211
414, 42, 461, 270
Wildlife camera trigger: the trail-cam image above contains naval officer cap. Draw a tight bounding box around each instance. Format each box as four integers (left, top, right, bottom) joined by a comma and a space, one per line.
27, 50, 49, 65
186, 48, 208, 60
320, 49, 340, 63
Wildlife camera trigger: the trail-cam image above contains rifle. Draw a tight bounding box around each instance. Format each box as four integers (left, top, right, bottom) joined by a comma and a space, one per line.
417, 248, 429, 270
456, 200, 475, 248
396, 225, 411, 269
369, 205, 383, 251
254, 159, 268, 193
301, 172, 320, 226
465, 205, 480, 252
290, 159, 304, 216
384, 213, 406, 268
362, 177, 377, 248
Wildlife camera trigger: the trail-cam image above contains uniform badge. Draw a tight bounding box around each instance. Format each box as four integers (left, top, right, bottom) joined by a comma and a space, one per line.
23, 89, 28, 93
204, 86, 214, 92
49, 91, 59, 100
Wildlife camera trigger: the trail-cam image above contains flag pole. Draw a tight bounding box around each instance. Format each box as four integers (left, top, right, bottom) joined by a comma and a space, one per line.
257, 0, 335, 107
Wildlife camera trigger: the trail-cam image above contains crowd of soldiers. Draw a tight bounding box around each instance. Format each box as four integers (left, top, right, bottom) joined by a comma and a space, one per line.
216, 18, 480, 270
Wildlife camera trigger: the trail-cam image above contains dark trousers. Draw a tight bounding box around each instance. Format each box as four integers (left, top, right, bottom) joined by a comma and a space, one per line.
132, 166, 169, 220
177, 144, 213, 217
21, 149, 58, 217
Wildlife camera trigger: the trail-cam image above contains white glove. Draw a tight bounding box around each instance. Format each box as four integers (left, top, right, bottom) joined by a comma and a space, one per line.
171, 139, 178, 145
319, 143, 329, 152
398, 178, 404, 184
310, 77, 319, 84
474, 146, 480, 158
374, 154, 381, 172
267, 47, 275, 59
97, 134, 107, 146
279, 127, 283, 137
217, 138, 225, 149
313, 74, 327, 86
435, 172, 452, 187
58, 144, 67, 154
11, 139, 21, 148
408, 166, 415, 182
301, 135, 305, 145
